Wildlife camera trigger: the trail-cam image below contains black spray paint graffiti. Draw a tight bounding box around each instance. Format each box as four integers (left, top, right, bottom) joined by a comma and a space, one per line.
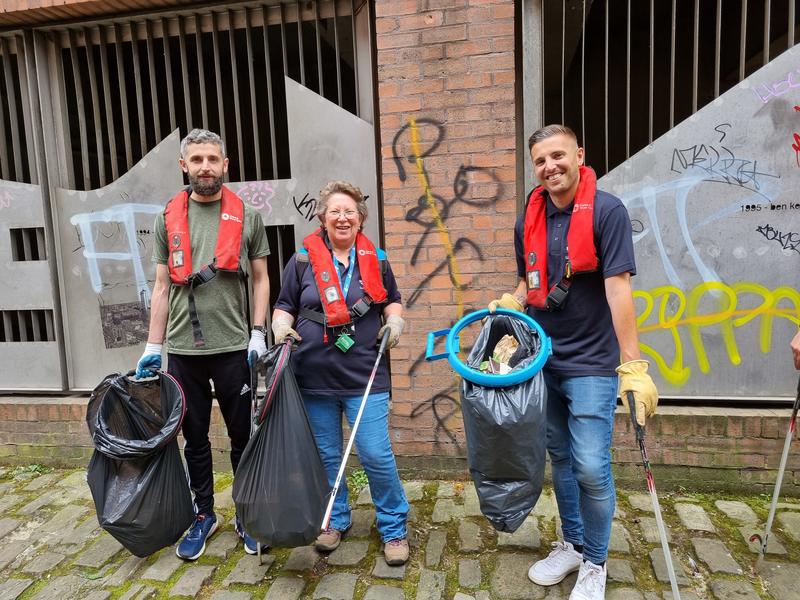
293, 193, 317, 221
669, 123, 780, 197
392, 118, 504, 448
756, 223, 800, 254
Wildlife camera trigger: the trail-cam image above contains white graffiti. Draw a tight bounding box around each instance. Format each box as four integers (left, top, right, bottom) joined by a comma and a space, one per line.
70, 203, 162, 307
751, 67, 800, 104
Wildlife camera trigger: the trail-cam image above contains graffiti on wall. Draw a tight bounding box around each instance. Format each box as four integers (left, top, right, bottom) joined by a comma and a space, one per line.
392, 116, 504, 448
603, 45, 800, 396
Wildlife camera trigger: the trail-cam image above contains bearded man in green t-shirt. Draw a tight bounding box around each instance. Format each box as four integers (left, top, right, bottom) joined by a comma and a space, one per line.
136, 129, 270, 560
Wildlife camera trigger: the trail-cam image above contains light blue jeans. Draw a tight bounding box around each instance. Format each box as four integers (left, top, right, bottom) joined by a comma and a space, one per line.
303, 391, 409, 542
544, 373, 618, 565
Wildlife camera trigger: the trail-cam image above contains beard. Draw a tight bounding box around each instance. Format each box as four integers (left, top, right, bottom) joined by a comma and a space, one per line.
188, 173, 224, 197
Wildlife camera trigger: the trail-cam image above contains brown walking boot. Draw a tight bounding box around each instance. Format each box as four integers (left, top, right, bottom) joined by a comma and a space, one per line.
383, 537, 409, 565
314, 528, 343, 552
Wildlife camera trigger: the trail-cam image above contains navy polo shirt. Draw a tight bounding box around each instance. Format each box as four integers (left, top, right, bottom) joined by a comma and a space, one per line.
274, 243, 401, 395
514, 188, 636, 376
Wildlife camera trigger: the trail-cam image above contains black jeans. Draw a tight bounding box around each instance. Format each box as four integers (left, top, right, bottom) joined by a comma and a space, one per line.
168, 350, 251, 515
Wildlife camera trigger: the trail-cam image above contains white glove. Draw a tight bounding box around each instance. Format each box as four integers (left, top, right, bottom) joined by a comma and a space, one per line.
271, 314, 302, 343
247, 329, 267, 366
136, 342, 163, 378
377, 314, 405, 349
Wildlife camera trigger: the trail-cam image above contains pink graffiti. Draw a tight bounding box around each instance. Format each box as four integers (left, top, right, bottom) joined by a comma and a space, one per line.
238, 181, 275, 216
0, 191, 10, 210
752, 68, 800, 104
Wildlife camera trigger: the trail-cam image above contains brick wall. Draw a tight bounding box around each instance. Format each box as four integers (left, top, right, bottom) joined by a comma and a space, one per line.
375, 0, 519, 458
1, 397, 797, 495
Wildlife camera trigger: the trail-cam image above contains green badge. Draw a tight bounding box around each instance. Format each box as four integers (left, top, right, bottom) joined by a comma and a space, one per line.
334, 332, 355, 353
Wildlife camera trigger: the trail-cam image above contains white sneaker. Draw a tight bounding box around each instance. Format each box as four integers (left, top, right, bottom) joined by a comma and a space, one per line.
569, 560, 607, 600
528, 541, 583, 585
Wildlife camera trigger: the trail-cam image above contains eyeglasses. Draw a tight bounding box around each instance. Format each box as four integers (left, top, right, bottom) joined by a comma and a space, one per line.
326, 209, 358, 219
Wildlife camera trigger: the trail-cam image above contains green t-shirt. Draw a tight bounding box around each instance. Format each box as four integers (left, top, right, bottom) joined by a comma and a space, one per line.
153, 196, 270, 355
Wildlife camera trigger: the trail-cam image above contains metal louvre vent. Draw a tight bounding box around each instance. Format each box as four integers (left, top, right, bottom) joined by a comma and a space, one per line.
55, 0, 361, 191
10, 227, 47, 261
0, 309, 55, 342
544, 0, 800, 177
0, 34, 35, 184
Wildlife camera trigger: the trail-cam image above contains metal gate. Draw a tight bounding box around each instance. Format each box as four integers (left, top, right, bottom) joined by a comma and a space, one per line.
0, 0, 378, 391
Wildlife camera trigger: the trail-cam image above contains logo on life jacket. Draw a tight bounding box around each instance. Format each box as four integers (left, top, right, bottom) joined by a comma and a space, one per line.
221, 212, 242, 223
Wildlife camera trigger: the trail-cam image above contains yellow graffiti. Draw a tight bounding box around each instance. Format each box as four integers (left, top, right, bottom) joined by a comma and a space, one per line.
408, 118, 465, 318
635, 282, 800, 386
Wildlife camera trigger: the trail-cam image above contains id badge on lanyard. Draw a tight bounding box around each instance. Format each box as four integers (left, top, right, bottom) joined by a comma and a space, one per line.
334, 246, 356, 353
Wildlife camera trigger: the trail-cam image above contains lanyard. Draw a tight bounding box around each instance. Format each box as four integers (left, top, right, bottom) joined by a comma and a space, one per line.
334, 245, 356, 300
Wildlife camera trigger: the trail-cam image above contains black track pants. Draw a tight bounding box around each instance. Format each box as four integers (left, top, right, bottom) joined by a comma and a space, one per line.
168, 350, 251, 515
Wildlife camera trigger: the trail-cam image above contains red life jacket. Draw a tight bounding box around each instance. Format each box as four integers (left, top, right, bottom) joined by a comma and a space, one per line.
164, 185, 244, 284
524, 165, 599, 309
302, 228, 388, 327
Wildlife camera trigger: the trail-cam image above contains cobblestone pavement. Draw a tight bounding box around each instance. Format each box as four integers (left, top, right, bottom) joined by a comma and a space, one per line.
0, 466, 799, 600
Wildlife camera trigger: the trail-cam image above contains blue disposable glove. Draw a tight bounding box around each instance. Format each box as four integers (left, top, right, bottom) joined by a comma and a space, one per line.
247, 329, 267, 367
136, 343, 163, 378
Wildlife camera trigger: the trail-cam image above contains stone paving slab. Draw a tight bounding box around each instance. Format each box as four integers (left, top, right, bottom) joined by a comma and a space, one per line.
170, 564, 214, 597
776, 510, 800, 541
0, 578, 33, 600
417, 569, 446, 600
364, 584, 404, 600
497, 517, 539, 550
283, 546, 322, 571
738, 525, 787, 554
675, 503, 716, 532
714, 500, 758, 524
327, 540, 369, 566
1, 468, 799, 600
263, 576, 306, 600
691, 538, 741, 574
223, 554, 274, 585
372, 554, 406, 579
313, 572, 357, 600
73, 533, 124, 568
709, 579, 761, 600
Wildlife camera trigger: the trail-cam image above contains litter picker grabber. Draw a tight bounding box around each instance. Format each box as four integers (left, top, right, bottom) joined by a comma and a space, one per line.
627, 391, 682, 600
749, 375, 800, 570
321, 329, 390, 532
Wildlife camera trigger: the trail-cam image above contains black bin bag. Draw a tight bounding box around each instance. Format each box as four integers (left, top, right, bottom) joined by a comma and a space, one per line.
86, 371, 194, 557
233, 342, 331, 547
461, 314, 548, 533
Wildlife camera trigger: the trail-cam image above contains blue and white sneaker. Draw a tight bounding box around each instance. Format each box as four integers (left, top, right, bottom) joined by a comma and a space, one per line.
235, 516, 262, 555
176, 513, 218, 560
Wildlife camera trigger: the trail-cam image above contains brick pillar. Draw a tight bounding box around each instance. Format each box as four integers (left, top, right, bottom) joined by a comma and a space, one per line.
375, 0, 519, 460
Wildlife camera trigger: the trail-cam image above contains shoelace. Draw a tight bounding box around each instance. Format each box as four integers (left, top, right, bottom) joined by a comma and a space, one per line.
187, 515, 208, 541
576, 563, 603, 592
547, 541, 571, 559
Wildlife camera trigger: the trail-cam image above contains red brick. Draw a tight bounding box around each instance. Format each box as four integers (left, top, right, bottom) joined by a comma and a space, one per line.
490, 3, 515, 18
420, 23, 467, 44
377, 31, 421, 50
375, 0, 422, 17
446, 72, 492, 90
445, 39, 492, 58
380, 95, 423, 114
468, 21, 513, 38
397, 11, 444, 29
401, 78, 445, 95
375, 17, 399, 34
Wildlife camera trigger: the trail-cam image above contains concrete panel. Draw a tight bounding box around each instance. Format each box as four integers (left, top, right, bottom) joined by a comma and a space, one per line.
56, 132, 183, 390
600, 45, 800, 398
0, 179, 61, 389
57, 82, 379, 390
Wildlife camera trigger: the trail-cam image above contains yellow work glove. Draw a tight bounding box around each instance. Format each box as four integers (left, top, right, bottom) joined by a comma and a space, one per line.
616, 359, 658, 428
488, 293, 524, 313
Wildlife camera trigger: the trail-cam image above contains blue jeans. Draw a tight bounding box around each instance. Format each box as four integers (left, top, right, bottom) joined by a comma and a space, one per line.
303, 391, 408, 542
544, 373, 618, 564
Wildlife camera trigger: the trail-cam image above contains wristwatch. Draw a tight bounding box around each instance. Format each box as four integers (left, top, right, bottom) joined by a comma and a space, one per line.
252, 325, 267, 334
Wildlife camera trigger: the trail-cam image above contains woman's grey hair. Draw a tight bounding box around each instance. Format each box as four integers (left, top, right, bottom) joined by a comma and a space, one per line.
316, 180, 368, 229
527, 124, 579, 151
180, 128, 226, 158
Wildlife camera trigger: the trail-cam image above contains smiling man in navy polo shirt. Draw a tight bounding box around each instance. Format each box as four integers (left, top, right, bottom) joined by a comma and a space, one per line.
489, 124, 659, 600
